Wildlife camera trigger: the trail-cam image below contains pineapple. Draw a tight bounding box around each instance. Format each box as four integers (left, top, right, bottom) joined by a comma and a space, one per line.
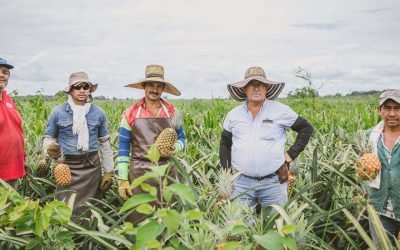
36, 159, 49, 177
155, 128, 178, 157
215, 242, 225, 250
354, 131, 381, 180
155, 110, 183, 158
215, 169, 241, 207
54, 163, 72, 187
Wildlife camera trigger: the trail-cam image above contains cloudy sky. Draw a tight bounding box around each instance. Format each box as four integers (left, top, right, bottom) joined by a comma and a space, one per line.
1, 0, 399, 99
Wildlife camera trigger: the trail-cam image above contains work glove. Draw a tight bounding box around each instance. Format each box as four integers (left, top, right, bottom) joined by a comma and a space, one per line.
118, 180, 133, 200
276, 161, 289, 184
47, 142, 62, 160
100, 172, 113, 192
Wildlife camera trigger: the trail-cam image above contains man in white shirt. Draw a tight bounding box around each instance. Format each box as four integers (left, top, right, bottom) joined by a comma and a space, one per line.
219, 66, 313, 209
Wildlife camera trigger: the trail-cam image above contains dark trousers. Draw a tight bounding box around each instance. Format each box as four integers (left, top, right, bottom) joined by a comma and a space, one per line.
370, 215, 400, 246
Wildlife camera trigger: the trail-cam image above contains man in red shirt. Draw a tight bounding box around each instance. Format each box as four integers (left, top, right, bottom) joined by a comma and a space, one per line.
0, 58, 26, 189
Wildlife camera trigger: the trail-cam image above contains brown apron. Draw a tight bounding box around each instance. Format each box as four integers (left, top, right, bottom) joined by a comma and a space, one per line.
127, 105, 177, 224
56, 152, 102, 218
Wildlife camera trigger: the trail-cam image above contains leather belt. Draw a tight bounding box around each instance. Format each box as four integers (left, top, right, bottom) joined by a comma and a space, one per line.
64, 151, 98, 160
241, 172, 277, 181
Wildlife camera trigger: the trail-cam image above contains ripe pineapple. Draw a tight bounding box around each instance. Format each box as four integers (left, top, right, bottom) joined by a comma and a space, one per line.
354, 131, 381, 180
155, 110, 182, 158
36, 159, 50, 177
54, 163, 72, 187
215, 242, 225, 250
155, 128, 178, 157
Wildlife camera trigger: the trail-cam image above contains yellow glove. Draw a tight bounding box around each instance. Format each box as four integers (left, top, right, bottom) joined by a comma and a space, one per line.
118, 180, 133, 200
100, 172, 113, 191
47, 143, 61, 160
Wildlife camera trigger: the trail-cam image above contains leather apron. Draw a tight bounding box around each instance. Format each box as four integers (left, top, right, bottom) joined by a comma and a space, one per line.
56, 152, 102, 218
127, 103, 177, 224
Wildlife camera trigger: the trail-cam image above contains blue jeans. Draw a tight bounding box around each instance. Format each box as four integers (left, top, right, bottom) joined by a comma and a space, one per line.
232, 174, 287, 210
369, 215, 400, 247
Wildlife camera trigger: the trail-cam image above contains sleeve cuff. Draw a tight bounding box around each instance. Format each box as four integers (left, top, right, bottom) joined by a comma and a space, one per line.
175, 140, 184, 151
117, 156, 130, 180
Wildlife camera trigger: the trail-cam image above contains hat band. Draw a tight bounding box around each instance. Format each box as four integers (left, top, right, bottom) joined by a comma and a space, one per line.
146, 73, 164, 78
245, 73, 266, 79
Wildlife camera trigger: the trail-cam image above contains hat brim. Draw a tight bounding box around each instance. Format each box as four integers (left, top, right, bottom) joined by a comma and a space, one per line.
227, 76, 285, 101
63, 80, 98, 94
0, 63, 14, 69
125, 77, 181, 96
379, 97, 400, 106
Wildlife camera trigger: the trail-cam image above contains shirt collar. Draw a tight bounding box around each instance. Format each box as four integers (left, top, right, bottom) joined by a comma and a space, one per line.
243, 99, 268, 113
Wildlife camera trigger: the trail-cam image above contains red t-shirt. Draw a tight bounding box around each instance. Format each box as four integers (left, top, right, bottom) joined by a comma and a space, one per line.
0, 90, 26, 181
123, 98, 175, 127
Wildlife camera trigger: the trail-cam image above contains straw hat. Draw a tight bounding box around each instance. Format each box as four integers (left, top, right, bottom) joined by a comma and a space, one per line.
227, 66, 285, 101
125, 64, 181, 96
63, 71, 98, 93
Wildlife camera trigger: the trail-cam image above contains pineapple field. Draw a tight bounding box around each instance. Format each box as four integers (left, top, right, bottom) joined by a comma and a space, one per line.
0, 93, 396, 250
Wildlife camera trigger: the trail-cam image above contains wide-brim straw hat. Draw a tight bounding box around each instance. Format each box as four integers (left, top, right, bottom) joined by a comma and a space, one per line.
63, 71, 98, 94
125, 64, 181, 96
227, 66, 285, 101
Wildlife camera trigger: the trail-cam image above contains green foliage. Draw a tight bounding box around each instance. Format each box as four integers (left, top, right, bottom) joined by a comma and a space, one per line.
2, 93, 389, 249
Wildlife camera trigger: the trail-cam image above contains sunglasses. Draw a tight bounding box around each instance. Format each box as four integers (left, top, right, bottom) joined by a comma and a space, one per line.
72, 83, 91, 90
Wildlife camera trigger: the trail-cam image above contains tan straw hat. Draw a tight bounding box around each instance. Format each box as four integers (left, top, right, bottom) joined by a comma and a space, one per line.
63, 71, 98, 93
227, 66, 285, 101
125, 64, 181, 96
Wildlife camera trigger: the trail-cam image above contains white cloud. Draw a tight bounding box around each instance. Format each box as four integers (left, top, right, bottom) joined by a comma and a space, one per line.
1, 0, 399, 98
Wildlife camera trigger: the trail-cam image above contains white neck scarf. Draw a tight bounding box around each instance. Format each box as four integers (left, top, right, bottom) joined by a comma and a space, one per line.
368, 121, 384, 189
67, 95, 91, 151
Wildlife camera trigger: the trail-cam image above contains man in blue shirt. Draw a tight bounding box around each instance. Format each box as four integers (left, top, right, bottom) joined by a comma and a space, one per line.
42, 72, 114, 217
219, 66, 313, 210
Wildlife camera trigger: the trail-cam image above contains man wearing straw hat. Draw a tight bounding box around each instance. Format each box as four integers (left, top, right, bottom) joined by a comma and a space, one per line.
117, 64, 186, 223
42, 71, 114, 217
219, 66, 313, 210
0, 58, 27, 189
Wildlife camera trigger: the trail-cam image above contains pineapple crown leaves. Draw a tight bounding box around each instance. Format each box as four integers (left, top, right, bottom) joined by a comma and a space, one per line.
353, 130, 374, 155
153, 109, 183, 133
170, 108, 183, 129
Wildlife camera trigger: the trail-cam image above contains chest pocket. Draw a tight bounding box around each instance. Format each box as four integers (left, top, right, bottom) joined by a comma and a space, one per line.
87, 119, 100, 136
259, 122, 281, 140
57, 120, 73, 136
58, 120, 73, 128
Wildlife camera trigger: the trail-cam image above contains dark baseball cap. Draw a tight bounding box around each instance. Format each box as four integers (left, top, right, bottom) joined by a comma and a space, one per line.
0, 58, 14, 69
